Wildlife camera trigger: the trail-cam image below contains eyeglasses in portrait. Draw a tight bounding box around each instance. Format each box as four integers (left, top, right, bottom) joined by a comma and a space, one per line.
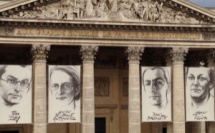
0, 65, 32, 124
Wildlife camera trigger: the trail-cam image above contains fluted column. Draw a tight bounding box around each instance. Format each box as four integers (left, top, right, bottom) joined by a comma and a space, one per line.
171, 47, 188, 133
80, 45, 98, 133
126, 47, 144, 133
32, 44, 49, 133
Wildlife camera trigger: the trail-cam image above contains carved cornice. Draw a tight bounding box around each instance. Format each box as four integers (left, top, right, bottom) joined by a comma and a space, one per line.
80, 45, 98, 62
0, 18, 215, 32
0, 0, 58, 16
126, 47, 144, 62
159, 0, 215, 23
170, 47, 188, 62
31, 44, 50, 60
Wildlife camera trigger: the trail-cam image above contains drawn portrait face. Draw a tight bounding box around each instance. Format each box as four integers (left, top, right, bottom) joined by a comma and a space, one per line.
0, 66, 31, 106
143, 68, 169, 108
186, 68, 212, 100
50, 70, 75, 105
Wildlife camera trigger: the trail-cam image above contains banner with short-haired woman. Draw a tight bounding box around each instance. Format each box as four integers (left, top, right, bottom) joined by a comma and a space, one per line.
185, 67, 214, 121
0, 65, 32, 124
48, 65, 81, 123
141, 67, 172, 122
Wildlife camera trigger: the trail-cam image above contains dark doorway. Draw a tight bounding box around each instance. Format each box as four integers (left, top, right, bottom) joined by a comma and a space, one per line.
0, 131, 19, 133
163, 127, 167, 133
95, 118, 106, 133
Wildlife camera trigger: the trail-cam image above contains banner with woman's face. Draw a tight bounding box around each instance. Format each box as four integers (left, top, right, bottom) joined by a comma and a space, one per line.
48, 65, 81, 123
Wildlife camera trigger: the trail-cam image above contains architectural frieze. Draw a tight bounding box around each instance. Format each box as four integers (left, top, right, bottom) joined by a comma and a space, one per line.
0, 27, 206, 40
8, 0, 202, 24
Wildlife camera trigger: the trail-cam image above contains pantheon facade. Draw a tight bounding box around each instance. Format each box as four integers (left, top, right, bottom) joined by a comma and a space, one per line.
0, 0, 215, 133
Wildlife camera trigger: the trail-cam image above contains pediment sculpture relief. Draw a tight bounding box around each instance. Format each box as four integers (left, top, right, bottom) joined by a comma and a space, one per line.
10, 0, 200, 24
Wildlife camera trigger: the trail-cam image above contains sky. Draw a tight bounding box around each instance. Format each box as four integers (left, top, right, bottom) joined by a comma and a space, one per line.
188, 0, 215, 8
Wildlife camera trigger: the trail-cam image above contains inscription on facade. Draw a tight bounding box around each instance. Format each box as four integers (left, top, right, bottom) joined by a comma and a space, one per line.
10, 28, 201, 40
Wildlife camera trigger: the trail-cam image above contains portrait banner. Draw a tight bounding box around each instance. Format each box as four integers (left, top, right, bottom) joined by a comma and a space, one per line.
141, 67, 172, 122
0, 65, 32, 124
48, 65, 81, 123
185, 67, 215, 121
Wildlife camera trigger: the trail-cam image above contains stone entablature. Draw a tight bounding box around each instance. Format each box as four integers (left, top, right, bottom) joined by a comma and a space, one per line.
9, 0, 201, 24
0, 27, 206, 40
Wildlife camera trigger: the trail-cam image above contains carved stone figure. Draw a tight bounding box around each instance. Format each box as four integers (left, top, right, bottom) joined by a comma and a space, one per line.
108, 0, 117, 11
148, 1, 163, 22
8, 0, 201, 24
85, 0, 95, 17
118, 0, 135, 20
140, 0, 149, 20
94, 0, 109, 18
73, 0, 85, 19
45, 7, 58, 19
61, 0, 71, 6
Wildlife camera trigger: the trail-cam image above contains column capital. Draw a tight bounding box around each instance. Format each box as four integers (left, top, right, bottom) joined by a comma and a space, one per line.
170, 47, 188, 63
207, 49, 215, 61
80, 45, 98, 62
207, 49, 215, 66
31, 44, 50, 60
126, 47, 144, 63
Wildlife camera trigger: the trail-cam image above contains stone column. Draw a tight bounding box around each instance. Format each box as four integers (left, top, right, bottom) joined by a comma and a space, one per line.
207, 49, 215, 133
166, 55, 173, 133
171, 47, 188, 133
32, 44, 49, 133
80, 45, 98, 133
126, 47, 144, 133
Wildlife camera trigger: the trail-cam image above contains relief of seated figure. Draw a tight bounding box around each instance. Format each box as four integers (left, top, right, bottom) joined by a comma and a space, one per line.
118, 0, 136, 20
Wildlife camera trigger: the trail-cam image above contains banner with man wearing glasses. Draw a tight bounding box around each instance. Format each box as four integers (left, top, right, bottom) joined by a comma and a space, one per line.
48, 65, 81, 123
0, 65, 32, 124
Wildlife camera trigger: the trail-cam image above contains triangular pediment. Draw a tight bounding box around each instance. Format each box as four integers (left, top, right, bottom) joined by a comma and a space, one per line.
0, 0, 215, 24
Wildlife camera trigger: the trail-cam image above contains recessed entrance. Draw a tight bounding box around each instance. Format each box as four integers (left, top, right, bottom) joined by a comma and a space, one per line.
95, 118, 106, 133
163, 127, 167, 133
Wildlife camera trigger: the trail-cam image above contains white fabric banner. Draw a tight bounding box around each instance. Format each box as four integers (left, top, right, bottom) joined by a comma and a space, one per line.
0, 65, 32, 124
48, 65, 81, 123
185, 67, 215, 121
141, 67, 172, 122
